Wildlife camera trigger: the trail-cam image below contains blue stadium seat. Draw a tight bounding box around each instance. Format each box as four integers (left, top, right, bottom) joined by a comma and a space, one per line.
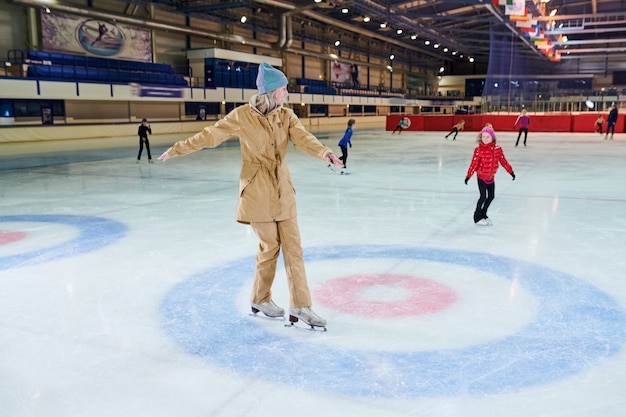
25, 50, 183, 85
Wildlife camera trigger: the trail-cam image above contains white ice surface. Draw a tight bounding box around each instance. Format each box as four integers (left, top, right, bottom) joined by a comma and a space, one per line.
1, 130, 626, 416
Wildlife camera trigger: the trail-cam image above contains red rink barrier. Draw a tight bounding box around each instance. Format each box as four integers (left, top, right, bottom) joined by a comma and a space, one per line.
386, 114, 624, 133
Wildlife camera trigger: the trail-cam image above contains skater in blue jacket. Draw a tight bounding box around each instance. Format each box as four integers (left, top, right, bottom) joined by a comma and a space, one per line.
338, 119, 354, 174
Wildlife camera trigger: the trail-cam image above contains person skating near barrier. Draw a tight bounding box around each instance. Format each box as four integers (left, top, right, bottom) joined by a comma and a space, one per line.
514, 109, 530, 147
445, 119, 465, 140
605, 104, 618, 140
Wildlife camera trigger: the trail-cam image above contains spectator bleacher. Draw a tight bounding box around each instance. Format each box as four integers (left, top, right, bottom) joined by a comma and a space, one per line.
211, 62, 258, 89
295, 78, 337, 95
25, 50, 187, 86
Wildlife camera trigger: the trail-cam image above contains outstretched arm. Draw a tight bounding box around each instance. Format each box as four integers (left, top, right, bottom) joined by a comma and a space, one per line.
158, 111, 241, 162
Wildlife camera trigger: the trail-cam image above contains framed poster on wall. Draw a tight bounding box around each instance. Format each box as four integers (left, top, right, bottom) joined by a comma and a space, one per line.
40, 11, 152, 62
330, 62, 360, 87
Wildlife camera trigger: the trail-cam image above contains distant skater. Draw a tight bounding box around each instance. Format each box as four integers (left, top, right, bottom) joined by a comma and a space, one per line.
337, 119, 354, 174
465, 126, 515, 226
137, 118, 153, 163
594, 115, 604, 134
514, 109, 530, 147
445, 119, 465, 140
605, 104, 618, 140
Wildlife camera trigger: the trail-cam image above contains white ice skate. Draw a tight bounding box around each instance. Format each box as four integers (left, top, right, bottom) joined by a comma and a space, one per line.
287, 307, 327, 331
327, 164, 336, 172
476, 218, 492, 226
251, 300, 285, 318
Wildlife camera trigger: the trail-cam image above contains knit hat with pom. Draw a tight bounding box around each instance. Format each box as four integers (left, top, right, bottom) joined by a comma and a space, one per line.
256, 62, 288, 95
481, 126, 495, 140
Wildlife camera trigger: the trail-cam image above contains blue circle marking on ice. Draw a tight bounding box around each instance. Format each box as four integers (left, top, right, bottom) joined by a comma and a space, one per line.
0, 215, 127, 270
160, 245, 626, 397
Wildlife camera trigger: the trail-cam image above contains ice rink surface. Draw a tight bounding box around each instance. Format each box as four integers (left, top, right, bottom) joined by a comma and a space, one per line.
1, 129, 626, 417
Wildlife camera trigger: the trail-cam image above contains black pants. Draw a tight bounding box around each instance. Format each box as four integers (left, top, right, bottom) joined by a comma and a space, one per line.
515, 128, 528, 146
607, 122, 616, 136
445, 127, 458, 139
474, 178, 495, 223
138, 136, 152, 160
339, 145, 348, 168
393, 126, 403, 134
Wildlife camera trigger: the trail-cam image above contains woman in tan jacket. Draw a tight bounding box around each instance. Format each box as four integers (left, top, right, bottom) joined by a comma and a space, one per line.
158, 62, 343, 329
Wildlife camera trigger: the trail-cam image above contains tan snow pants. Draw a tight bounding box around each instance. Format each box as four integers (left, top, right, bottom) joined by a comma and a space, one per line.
250, 217, 312, 308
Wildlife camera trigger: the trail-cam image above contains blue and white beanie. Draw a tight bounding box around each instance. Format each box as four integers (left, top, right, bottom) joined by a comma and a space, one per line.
256, 62, 288, 95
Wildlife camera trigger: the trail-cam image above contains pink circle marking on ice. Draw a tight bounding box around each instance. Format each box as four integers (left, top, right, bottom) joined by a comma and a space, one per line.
0, 230, 28, 245
314, 274, 457, 318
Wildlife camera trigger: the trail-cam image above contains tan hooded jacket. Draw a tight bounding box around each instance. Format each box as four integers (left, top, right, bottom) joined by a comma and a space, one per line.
165, 99, 333, 224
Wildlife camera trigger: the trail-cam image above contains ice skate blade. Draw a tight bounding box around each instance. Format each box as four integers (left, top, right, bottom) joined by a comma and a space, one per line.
284, 322, 327, 332
285, 315, 327, 331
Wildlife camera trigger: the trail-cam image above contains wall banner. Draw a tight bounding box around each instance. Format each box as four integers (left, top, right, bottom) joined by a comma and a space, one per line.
40, 11, 152, 62
330, 61, 360, 87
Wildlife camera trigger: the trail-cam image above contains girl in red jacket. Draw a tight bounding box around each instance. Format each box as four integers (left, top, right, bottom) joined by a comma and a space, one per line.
465, 126, 515, 225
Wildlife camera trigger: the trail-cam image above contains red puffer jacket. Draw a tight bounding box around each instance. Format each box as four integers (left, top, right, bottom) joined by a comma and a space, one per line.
466, 142, 513, 182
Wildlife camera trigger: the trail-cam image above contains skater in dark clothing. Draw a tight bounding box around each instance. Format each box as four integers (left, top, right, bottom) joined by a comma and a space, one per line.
594, 115, 604, 134
337, 119, 354, 174
605, 104, 618, 140
514, 109, 530, 147
392, 117, 409, 135
465, 126, 515, 226
445, 119, 465, 140
137, 118, 153, 163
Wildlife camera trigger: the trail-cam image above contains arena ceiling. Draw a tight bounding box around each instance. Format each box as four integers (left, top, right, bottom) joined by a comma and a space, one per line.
13, 0, 626, 76
145, 0, 626, 75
